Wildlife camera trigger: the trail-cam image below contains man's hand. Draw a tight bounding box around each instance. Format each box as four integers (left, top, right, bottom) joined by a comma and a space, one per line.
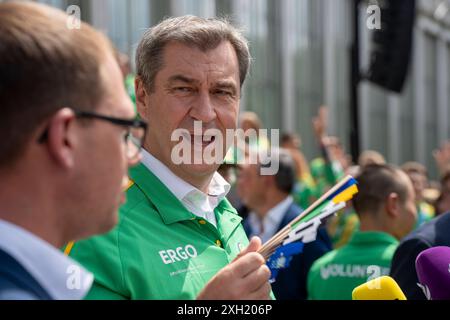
312, 105, 329, 141
197, 237, 272, 300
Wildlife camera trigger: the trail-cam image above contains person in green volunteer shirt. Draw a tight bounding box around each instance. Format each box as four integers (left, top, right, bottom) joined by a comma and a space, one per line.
327, 152, 386, 249
307, 164, 417, 300
67, 15, 271, 300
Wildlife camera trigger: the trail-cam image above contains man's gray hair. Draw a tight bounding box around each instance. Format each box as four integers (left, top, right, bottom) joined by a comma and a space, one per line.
136, 15, 251, 92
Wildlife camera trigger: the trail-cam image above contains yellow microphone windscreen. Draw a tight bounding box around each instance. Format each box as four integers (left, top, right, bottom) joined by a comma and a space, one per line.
352, 276, 407, 300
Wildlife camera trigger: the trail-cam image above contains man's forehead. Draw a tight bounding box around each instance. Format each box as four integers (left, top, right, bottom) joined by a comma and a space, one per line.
160, 41, 239, 79
97, 97, 135, 118
163, 40, 235, 57
167, 74, 236, 86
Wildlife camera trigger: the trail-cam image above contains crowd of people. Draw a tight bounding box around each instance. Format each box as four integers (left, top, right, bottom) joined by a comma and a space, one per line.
222, 108, 450, 300
1, 1, 449, 301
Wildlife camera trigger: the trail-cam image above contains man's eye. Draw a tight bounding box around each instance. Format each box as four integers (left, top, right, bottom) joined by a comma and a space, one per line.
174, 87, 193, 93
214, 89, 233, 97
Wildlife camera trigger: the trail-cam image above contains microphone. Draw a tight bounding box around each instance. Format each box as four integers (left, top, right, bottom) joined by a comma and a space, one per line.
416, 246, 450, 300
352, 276, 407, 300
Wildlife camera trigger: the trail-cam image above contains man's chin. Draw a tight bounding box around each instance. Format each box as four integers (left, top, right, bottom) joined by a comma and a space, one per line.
73, 211, 118, 242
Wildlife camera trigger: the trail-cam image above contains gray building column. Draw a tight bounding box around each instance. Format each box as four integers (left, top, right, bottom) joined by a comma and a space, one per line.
437, 37, 449, 144
280, 0, 297, 133
387, 94, 401, 164
413, 23, 426, 165
90, 0, 109, 33
323, 0, 337, 135
170, 0, 216, 18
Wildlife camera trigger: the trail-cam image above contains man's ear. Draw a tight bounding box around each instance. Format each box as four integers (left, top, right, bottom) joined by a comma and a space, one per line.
46, 108, 77, 169
385, 192, 400, 218
135, 76, 149, 116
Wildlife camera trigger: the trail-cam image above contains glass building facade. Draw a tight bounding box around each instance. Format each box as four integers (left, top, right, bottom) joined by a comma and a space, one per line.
6, 0, 450, 178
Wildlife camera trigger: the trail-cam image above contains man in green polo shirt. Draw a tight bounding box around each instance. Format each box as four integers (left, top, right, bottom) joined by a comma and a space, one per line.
67, 15, 271, 300
307, 164, 417, 300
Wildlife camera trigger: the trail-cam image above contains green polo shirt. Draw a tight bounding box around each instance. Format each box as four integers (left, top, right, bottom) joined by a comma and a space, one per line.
307, 231, 398, 300
67, 163, 249, 300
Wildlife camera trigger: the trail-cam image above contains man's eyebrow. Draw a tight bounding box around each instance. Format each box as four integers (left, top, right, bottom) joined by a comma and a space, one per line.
167, 75, 198, 84
215, 80, 238, 92
167, 76, 238, 93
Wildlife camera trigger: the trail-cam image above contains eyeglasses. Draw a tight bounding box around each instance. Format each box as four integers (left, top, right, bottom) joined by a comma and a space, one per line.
76, 111, 148, 161
38, 110, 148, 161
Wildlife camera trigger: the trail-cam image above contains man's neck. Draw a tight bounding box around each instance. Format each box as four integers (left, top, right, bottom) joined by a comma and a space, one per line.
183, 174, 213, 194
358, 212, 391, 235
143, 147, 215, 193
0, 174, 63, 248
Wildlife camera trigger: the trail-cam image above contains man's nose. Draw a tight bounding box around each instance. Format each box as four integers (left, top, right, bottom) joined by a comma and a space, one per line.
189, 92, 216, 123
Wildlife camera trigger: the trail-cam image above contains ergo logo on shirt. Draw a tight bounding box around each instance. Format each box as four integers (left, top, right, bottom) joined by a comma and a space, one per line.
159, 244, 198, 264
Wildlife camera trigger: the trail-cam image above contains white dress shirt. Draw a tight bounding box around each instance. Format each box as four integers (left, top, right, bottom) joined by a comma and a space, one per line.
140, 149, 231, 228
247, 196, 294, 243
0, 219, 93, 300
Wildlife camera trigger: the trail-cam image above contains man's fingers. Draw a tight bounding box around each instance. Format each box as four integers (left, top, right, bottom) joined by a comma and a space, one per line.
231, 252, 266, 278
198, 250, 271, 300
247, 280, 272, 300
234, 236, 262, 262
240, 263, 271, 293
242, 236, 262, 254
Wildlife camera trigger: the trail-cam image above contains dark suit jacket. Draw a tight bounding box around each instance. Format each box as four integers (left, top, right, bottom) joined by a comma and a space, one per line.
243, 202, 332, 300
390, 212, 450, 300
0, 248, 51, 300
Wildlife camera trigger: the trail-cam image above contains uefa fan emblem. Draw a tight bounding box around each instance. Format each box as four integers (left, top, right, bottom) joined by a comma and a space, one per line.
275, 255, 287, 269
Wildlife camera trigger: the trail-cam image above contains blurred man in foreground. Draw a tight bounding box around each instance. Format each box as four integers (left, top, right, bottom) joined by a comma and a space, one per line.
0, 1, 140, 299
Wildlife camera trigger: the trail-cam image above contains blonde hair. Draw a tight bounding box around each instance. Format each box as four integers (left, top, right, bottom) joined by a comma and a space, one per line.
0, 2, 114, 167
